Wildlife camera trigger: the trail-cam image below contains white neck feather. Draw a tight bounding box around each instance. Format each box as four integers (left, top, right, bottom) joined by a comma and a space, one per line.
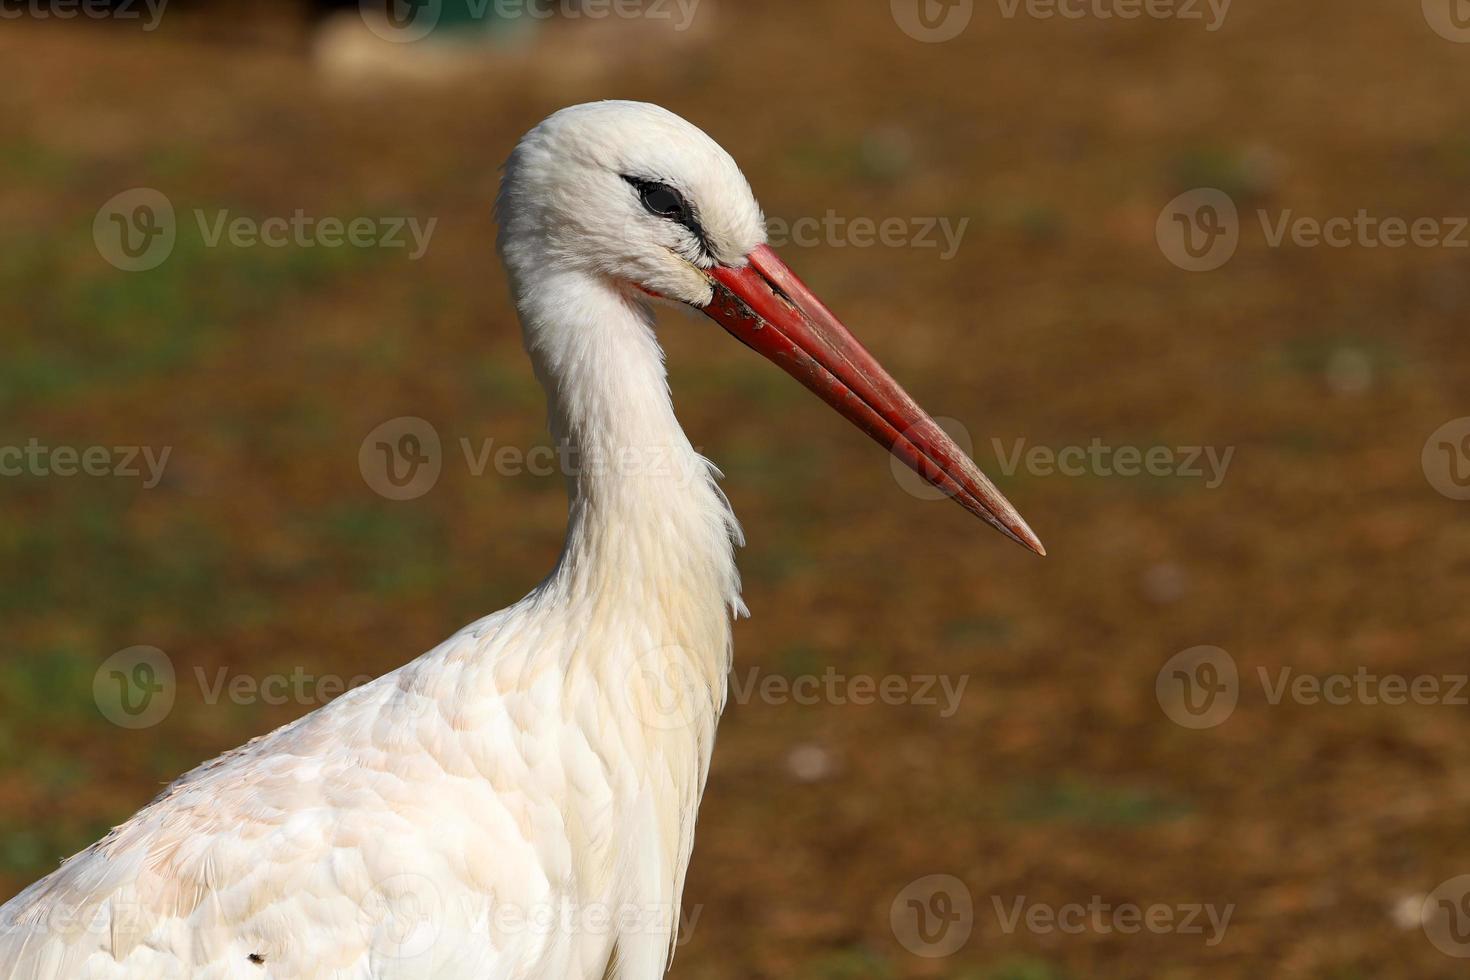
515, 269, 746, 629
507, 271, 746, 969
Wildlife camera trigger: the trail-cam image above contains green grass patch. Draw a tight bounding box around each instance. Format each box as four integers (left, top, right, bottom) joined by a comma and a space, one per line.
0, 208, 381, 412
1005, 777, 1191, 826
975, 956, 1069, 980
0, 645, 98, 731
312, 503, 447, 596
800, 947, 894, 980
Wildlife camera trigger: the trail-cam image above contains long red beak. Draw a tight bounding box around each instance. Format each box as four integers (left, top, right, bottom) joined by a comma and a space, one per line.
701, 244, 1045, 556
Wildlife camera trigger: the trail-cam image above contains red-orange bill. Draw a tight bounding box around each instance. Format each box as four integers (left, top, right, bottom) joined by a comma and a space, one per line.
700, 244, 1045, 556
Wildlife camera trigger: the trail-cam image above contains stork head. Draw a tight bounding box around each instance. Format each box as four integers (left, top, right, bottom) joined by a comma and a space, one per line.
498, 100, 765, 306
497, 101, 1044, 556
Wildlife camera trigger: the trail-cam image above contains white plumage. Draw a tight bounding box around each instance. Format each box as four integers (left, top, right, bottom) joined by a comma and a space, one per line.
1, 101, 757, 980
0, 100, 1040, 980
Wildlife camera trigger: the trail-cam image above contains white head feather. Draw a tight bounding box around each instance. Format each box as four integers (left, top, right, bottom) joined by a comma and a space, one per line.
497, 100, 768, 308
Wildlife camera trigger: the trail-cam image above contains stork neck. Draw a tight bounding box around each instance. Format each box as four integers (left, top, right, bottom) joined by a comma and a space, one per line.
515, 271, 743, 616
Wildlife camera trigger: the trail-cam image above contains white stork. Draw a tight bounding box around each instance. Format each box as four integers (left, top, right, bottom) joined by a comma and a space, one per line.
0, 101, 1042, 980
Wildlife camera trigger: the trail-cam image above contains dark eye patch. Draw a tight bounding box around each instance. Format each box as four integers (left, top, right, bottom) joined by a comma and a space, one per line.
621, 175, 713, 258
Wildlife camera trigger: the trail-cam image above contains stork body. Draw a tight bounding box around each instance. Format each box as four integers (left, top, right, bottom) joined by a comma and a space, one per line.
0, 102, 1040, 979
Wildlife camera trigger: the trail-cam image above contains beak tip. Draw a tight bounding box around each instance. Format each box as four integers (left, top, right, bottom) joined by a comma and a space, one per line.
1015, 526, 1047, 557
1000, 514, 1046, 557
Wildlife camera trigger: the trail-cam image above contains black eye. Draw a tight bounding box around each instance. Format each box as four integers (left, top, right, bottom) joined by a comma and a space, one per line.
635, 180, 685, 219
620, 174, 714, 258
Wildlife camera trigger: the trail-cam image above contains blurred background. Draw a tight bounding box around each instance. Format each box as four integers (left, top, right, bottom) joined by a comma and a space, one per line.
2, 1, 1470, 977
